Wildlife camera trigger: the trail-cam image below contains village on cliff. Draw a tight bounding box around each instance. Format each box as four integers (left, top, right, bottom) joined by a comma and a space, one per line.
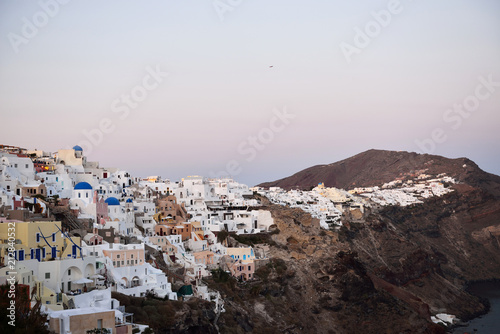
0, 144, 457, 333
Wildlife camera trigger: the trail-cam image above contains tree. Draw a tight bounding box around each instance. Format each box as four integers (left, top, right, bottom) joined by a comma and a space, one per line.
217, 230, 229, 245
87, 328, 111, 334
86, 329, 111, 334
0, 283, 52, 334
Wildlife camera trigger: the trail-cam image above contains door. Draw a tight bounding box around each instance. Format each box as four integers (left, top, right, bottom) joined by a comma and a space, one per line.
35, 248, 41, 261
18, 249, 24, 261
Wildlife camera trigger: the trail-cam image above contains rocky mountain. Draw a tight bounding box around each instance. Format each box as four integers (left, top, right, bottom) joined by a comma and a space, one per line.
258, 149, 500, 197
205, 150, 500, 333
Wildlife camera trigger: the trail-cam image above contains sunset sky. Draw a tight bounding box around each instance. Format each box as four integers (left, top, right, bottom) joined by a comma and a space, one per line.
1, 0, 499, 185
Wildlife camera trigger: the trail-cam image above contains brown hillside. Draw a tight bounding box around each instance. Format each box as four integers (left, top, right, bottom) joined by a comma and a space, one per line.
258, 149, 500, 197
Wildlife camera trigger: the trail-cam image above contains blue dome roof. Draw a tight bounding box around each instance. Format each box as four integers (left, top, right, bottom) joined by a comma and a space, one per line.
126, 198, 133, 203
73, 145, 83, 151
74, 182, 92, 190
105, 197, 120, 206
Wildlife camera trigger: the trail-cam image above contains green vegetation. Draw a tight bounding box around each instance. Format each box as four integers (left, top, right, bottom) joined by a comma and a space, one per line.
86, 329, 111, 334
232, 232, 276, 246
33, 194, 46, 201
211, 268, 231, 283
217, 229, 229, 244
111, 292, 184, 330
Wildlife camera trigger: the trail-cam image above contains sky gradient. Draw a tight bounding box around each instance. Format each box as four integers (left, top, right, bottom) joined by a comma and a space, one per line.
1, 0, 499, 185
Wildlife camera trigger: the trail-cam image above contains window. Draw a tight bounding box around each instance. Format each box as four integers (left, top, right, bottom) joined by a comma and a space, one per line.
25, 164, 28, 168
68, 269, 71, 275
121, 261, 124, 265
52, 233, 56, 242
86, 193, 88, 198
36, 233, 40, 243
78, 193, 81, 198
113, 261, 116, 266
131, 254, 134, 259
45, 273, 50, 279
117, 254, 120, 258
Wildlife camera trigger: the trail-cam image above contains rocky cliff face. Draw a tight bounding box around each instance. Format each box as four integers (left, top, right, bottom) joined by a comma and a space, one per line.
214, 151, 500, 333
211, 198, 446, 333
342, 184, 500, 323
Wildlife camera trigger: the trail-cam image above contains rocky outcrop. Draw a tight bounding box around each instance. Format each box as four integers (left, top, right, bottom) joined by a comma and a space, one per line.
216, 151, 500, 333
208, 197, 446, 333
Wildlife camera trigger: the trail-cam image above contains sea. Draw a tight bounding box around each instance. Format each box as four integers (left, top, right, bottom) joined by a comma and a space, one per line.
452, 281, 500, 334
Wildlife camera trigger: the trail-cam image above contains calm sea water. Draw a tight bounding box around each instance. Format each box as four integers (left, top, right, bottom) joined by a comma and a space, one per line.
452, 282, 500, 334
